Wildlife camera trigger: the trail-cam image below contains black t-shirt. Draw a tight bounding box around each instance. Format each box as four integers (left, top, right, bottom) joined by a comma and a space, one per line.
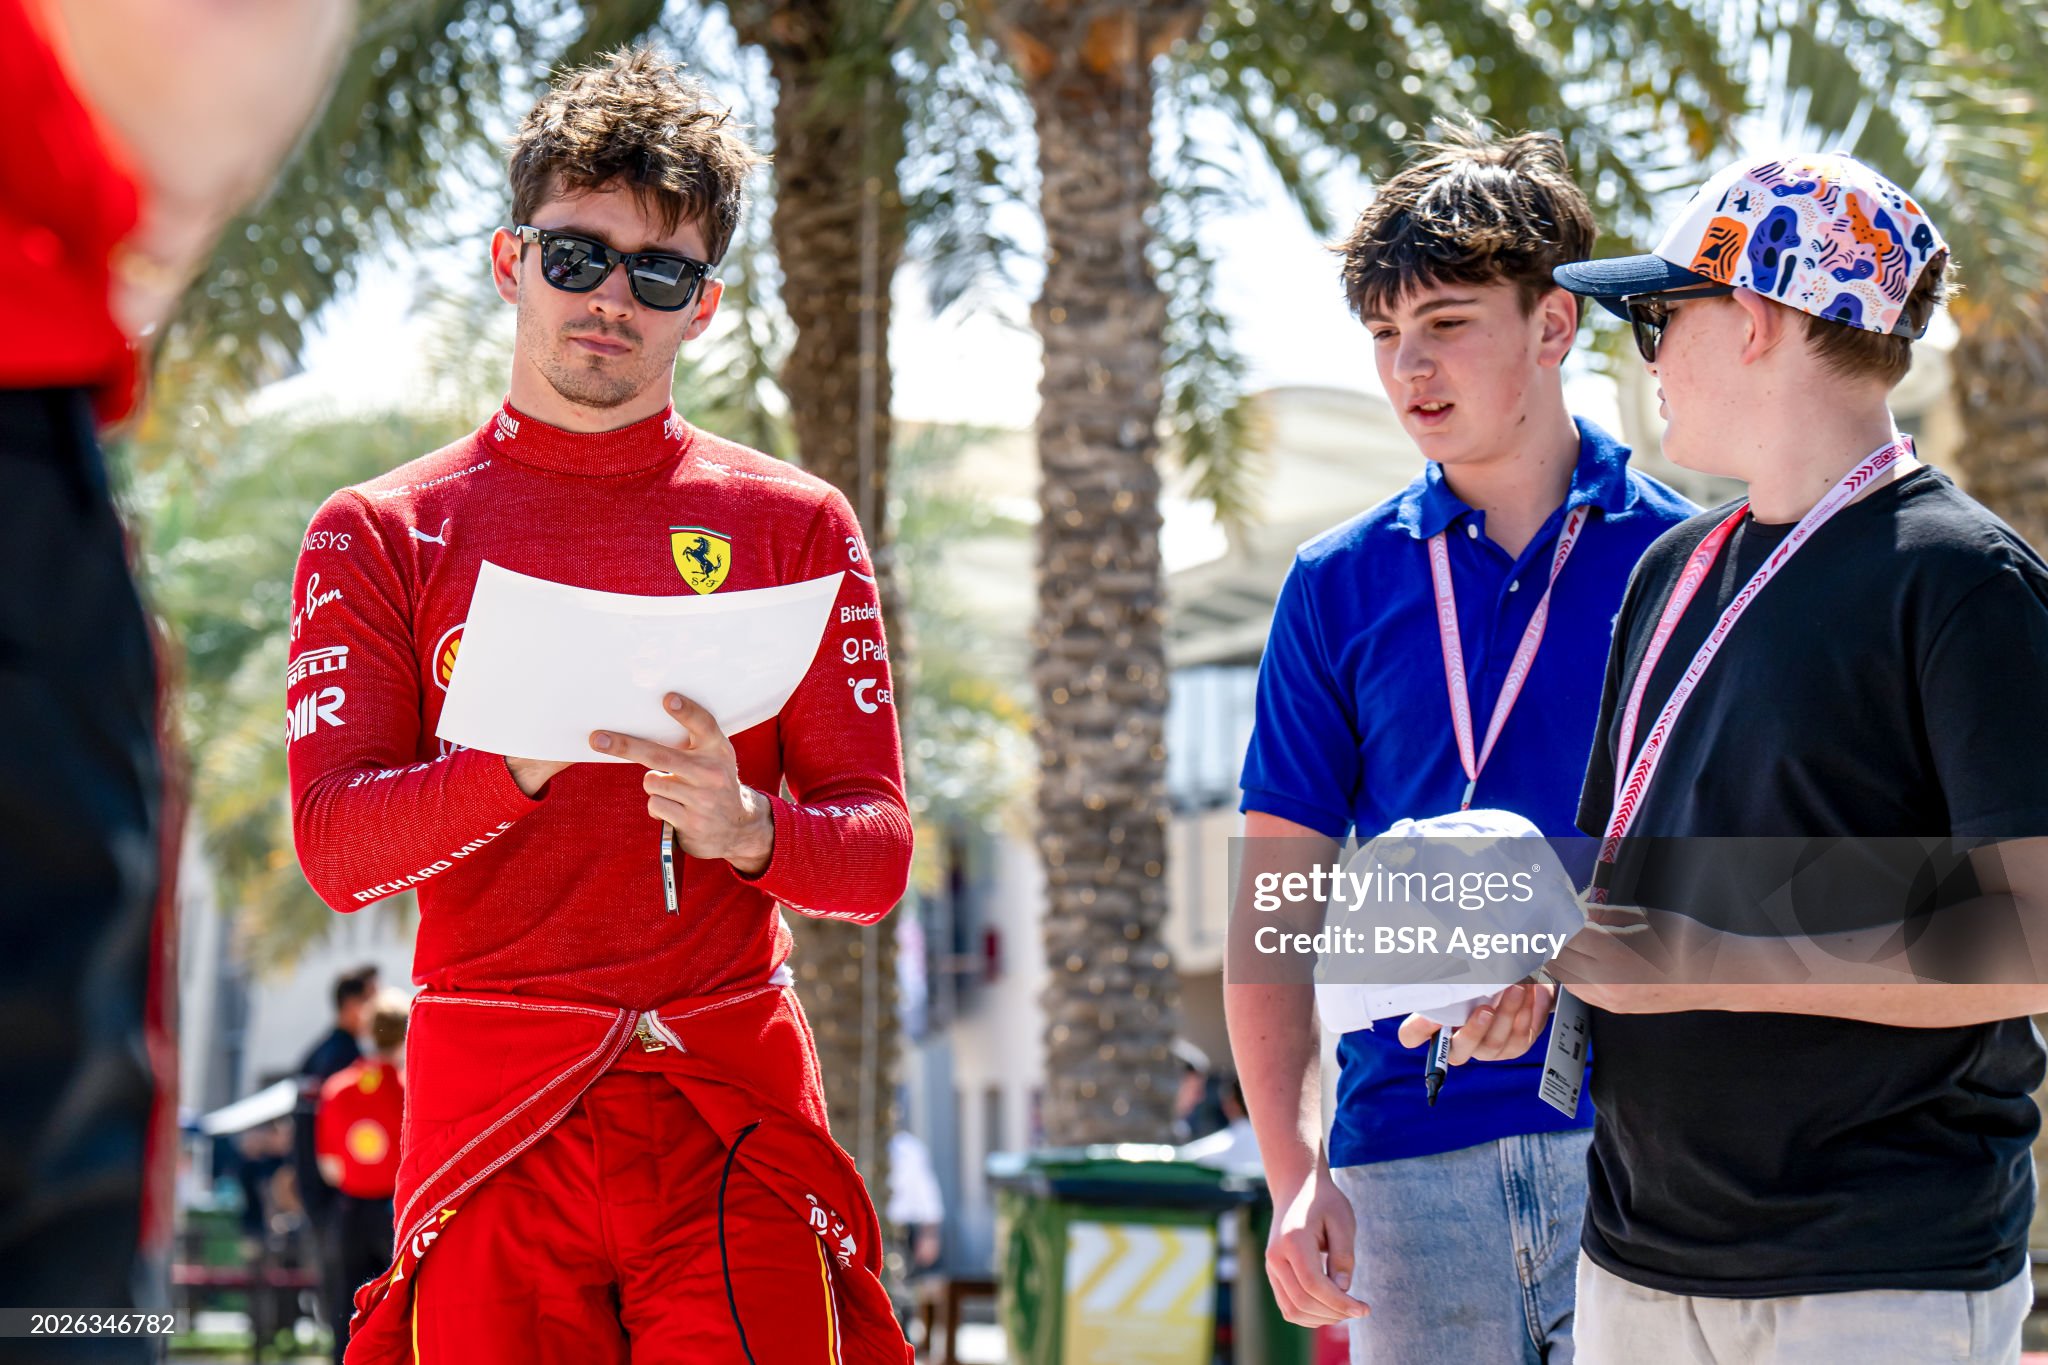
1576, 465, 2048, 1297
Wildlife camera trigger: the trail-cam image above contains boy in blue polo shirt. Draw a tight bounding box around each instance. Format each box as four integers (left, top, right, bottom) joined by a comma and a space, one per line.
1223, 128, 1696, 1364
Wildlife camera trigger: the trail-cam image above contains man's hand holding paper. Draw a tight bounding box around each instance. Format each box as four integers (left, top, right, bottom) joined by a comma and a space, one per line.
595, 692, 775, 876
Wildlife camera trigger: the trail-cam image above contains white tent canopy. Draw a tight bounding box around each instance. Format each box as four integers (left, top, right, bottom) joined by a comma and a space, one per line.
196, 1077, 298, 1136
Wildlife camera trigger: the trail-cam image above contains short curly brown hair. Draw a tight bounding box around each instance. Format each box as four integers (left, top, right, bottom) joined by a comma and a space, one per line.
508, 47, 766, 264
1337, 124, 1595, 320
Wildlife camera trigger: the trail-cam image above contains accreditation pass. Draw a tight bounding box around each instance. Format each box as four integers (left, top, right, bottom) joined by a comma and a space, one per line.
1538, 988, 1591, 1115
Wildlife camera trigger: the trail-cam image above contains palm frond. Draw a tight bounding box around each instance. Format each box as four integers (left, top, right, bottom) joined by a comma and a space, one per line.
160, 1, 538, 401
1153, 81, 1265, 534
137, 407, 477, 970
901, 17, 1037, 316
559, 0, 673, 67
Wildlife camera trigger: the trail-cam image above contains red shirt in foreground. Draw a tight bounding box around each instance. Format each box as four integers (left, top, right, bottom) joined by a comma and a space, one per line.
0, 0, 140, 419
286, 403, 911, 1007
315, 1058, 405, 1200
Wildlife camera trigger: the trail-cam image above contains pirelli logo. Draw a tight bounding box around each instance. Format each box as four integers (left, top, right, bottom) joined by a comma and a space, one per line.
287, 645, 349, 689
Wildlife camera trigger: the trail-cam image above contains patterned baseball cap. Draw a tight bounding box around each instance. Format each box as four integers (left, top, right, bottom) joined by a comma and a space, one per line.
1553, 151, 1948, 338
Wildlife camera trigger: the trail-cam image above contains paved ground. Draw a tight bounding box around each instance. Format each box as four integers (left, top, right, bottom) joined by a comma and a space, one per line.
171, 1315, 2048, 1362
178, 1318, 1010, 1362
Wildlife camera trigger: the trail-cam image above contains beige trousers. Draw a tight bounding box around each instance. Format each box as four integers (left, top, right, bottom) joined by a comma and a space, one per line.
1575, 1253, 2029, 1365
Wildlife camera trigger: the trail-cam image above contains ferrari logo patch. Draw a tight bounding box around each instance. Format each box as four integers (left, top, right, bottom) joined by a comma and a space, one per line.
670, 526, 732, 594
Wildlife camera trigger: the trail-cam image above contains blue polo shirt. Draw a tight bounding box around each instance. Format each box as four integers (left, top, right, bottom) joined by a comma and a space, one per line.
1240, 418, 1696, 1167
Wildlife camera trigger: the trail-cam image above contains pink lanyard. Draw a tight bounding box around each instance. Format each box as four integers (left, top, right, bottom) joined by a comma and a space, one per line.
1431, 503, 1590, 811
1594, 438, 1909, 883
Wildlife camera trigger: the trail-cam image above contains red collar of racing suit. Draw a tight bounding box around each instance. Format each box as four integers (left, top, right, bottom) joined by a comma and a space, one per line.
478, 399, 696, 478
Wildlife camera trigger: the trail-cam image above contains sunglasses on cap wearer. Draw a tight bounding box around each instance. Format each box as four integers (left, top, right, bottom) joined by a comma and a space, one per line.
511, 226, 713, 312
1621, 284, 1736, 364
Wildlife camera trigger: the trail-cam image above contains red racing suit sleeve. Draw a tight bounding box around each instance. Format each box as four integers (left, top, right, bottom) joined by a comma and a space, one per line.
287, 490, 543, 912
737, 489, 913, 923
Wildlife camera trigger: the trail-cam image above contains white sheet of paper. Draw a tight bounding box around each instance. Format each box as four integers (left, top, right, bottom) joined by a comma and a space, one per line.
435, 561, 843, 763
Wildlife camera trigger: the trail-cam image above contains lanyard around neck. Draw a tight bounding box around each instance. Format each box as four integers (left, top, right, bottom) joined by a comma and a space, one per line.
1595, 438, 1910, 883
1430, 503, 1590, 811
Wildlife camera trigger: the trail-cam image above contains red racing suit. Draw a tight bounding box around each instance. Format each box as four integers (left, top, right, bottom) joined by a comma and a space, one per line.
286, 402, 912, 1363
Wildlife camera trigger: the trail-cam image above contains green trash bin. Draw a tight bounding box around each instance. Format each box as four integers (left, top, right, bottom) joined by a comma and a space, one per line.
990, 1145, 1254, 1365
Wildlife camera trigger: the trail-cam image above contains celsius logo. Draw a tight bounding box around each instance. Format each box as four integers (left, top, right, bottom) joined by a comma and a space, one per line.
848, 677, 892, 714
287, 645, 349, 688
494, 412, 520, 443
839, 604, 878, 624
433, 623, 464, 690
286, 687, 346, 744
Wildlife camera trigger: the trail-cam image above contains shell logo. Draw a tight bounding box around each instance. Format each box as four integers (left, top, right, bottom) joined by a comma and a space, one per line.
346, 1118, 391, 1166
433, 623, 464, 691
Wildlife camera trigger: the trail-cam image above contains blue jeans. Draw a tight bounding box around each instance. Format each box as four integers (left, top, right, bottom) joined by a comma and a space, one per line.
1333, 1129, 1590, 1365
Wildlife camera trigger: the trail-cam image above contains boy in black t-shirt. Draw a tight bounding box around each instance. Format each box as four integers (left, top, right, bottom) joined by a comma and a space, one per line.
1449, 152, 2048, 1362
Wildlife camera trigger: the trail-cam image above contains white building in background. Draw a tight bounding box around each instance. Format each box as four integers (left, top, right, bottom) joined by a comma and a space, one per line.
175, 827, 237, 1115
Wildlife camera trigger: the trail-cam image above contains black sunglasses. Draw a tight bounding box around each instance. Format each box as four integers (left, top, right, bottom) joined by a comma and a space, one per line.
1622, 284, 1735, 363
512, 226, 712, 312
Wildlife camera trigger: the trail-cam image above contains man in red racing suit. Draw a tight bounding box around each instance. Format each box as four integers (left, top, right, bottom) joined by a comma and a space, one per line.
286, 48, 913, 1364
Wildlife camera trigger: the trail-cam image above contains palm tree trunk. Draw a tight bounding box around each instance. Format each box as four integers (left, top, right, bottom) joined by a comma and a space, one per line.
1000, 2, 1201, 1146
732, 2, 908, 1191
1948, 312, 2048, 549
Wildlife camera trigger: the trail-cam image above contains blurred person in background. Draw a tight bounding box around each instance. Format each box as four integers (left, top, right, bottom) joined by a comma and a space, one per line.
296, 964, 380, 1224
887, 1127, 945, 1281
297, 964, 379, 1346
1179, 1076, 1260, 1172
315, 991, 409, 1365
1171, 1037, 1227, 1143
0, 0, 350, 1346
235, 1118, 294, 1256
